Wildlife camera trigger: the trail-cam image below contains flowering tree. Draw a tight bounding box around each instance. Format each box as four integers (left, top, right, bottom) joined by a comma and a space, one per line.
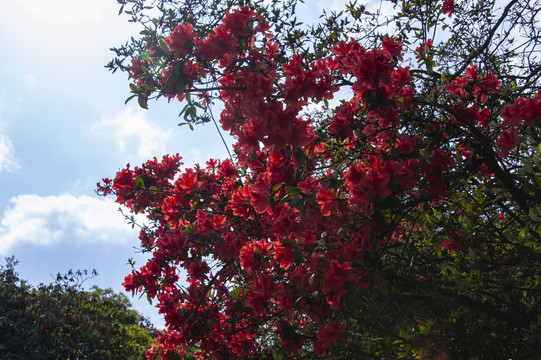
101, 0, 541, 358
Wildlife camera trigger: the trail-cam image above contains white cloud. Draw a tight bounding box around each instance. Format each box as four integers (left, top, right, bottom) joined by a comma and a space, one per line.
0, 194, 145, 255
0, 132, 20, 173
92, 107, 172, 160
0, 96, 20, 173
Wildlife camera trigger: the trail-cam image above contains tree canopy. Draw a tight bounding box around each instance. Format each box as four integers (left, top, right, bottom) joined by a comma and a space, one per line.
0, 257, 156, 359
100, 0, 541, 358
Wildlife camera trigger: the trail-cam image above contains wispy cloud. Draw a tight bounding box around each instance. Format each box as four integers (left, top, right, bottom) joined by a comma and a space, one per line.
0, 131, 20, 173
92, 107, 172, 160
0, 194, 145, 255
0, 94, 20, 173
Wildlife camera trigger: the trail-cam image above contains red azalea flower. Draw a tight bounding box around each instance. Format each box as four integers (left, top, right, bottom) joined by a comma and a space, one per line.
442, 0, 455, 16
360, 163, 393, 200
221, 6, 258, 37
415, 39, 433, 60
316, 186, 337, 217
381, 36, 404, 60
196, 28, 238, 60
165, 23, 196, 57
314, 320, 346, 355
129, 58, 149, 79
496, 127, 519, 158
501, 97, 527, 127
112, 166, 135, 201
523, 97, 541, 126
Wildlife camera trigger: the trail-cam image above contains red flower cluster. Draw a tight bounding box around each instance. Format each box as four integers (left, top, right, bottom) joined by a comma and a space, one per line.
415, 39, 433, 60
447, 65, 501, 104
494, 91, 541, 158
496, 127, 519, 158
165, 24, 196, 57
442, 0, 455, 16
129, 58, 150, 79
314, 320, 346, 355
501, 92, 541, 127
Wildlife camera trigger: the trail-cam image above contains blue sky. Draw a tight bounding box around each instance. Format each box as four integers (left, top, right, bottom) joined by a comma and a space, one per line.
0, 0, 394, 329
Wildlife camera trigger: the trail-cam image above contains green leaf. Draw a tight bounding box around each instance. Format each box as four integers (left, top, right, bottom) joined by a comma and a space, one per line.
399, 329, 411, 339
272, 350, 284, 360
159, 38, 169, 52
279, 193, 293, 204
466, 247, 477, 261
293, 148, 306, 164
281, 237, 297, 247
176, 74, 187, 93
285, 186, 301, 195
529, 208, 539, 222
293, 246, 302, 265
165, 71, 177, 91
137, 95, 148, 109
134, 177, 145, 190
523, 159, 533, 173
124, 95, 137, 105
419, 149, 430, 160
299, 199, 307, 222
426, 59, 434, 74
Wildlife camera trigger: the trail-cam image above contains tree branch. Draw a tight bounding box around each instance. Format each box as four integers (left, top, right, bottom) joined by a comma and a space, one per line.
453, 0, 519, 78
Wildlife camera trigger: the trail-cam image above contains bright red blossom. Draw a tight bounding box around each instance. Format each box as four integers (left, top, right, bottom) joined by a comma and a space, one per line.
415, 39, 433, 60
496, 127, 520, 158
314, 320, 346, 355
166, 23, 196, 57
501, 94, 541, 127
442, 0, 455, 16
